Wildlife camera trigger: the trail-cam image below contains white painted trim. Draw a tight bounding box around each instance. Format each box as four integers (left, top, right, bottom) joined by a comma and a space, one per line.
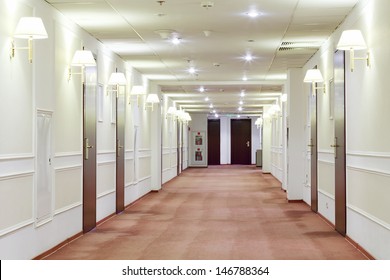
54, 202, 82, 216
53, 165, 82, 172
0, 171, 34, 181
318, 188, 335, 200
97, 160, 116, 166
138, 176, 151, 182
0, 219, 34, 238
318, 159, 334, 166
347, 165, 390, 178
97, 150, 116, 155
348, 204, 390, 231
0, 154, 34, 160
54, 152, 82, 158
97, 189, 115, 199
347, 150, 390, 158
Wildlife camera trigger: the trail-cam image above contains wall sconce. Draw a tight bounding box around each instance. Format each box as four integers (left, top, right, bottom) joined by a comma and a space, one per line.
166, 106, 177, 119
145, 93, 160, 111
182, 112, 192, 125
304, 69, 326, 95
255, 117, 263, 129
129, 85, 145, 106
68, 50, 96, 81
107, 72, 126, 95
10, 17, 48, 63
337, 29, 370, 72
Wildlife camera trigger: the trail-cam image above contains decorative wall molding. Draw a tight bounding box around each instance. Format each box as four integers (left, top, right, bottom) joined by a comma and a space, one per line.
97, 189, 115, 199
0, 219, 34, 238
0, 170, 34, 181
318, 188, 335, 200
347, 165, 390, 178
54, 202, 82, 216
0, 153, 34, 160
348, 204, 390, 231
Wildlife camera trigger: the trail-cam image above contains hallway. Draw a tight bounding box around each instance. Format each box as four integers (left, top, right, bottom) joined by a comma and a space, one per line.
44, 166, 366, 260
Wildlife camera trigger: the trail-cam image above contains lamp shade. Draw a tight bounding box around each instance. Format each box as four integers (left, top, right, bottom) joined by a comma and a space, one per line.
71, 50, 96, 66
167, 106, 177, 115
108, 72, 127, 85
337, 30, 367, 50
130, 85, 145, 95
146, 93, 160, 104
14, 17, 48, 39
304, 69, 324, 83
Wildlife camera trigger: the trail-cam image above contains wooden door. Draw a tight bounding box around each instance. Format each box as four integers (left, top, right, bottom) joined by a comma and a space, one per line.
116, 86, 125, 213
208, 119, 220, 165
334, 50, 347, 236
231, 119, 251, 164
83, 65, 97, 233
310, 67, 318, 213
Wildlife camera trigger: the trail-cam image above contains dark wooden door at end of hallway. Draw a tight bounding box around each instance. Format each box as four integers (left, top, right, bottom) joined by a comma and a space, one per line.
208, 119, 220, 165
231, 119, 251, 165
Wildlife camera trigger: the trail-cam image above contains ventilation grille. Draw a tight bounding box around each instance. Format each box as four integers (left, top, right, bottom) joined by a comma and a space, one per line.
279, 41, 321, 51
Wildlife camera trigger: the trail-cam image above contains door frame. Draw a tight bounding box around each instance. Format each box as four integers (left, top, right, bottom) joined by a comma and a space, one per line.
310, 66, 319, 213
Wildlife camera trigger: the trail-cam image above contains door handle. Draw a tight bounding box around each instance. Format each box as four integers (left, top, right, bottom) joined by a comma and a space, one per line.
330, 137, 340, 159
117, 139, 124, 157
246, 141, 250, 147
84, 138, 94, 160
308, 139, 314, 155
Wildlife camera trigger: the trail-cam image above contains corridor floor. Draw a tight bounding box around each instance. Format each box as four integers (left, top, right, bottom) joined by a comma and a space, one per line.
45, 165, 367, 260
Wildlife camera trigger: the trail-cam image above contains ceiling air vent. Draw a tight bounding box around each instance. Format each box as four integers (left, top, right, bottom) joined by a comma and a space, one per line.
279, 41, 321, 51
201, 1, 214, 9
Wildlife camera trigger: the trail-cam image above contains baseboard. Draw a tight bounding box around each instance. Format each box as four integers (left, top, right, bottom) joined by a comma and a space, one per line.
317, 212, 335, 228
33, 231, 83, 260
345, 235, 376, 260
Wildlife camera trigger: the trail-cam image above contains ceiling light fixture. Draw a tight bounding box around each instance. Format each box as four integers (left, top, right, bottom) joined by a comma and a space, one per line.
188, 66, 196, 74
336, 29, 370, 72
205, 97, 209, 102
247, 10, 259, 18
244, 53, 253, 62
199, 86, 205, 92
240, 90, 245, 97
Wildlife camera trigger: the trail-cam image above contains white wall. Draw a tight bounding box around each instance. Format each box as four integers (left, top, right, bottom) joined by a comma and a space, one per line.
0, 0, 156, 259
303, 0, 390, 259
286, 68, 306, 201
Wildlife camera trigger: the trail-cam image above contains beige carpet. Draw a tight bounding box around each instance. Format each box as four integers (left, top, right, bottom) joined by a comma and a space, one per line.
45, 165, 367, 260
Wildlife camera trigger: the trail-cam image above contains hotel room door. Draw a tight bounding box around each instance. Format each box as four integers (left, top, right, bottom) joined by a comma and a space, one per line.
334, 50, 347, 236
116, 86, 125, 213
231, 119, 251, 164
208, 119, 220, 165
310, 67, 318, 213
83, 65, 97, 233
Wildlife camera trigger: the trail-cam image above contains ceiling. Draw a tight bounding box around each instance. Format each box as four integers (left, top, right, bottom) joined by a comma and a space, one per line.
45, 0, 359, 116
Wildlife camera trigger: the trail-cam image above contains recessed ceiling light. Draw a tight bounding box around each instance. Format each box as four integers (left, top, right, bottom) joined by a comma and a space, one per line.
244, 54, 253, 62
171, 37, 181, 45
240, 90, 245, 97
205, 97, 209, 101
247, 10, 260, 18
188, 66, 196, 74
199, 86, 205, 92
239, 100, 243, 105
215, 113, 219, 118
238, 107, 243, 111
209, 104, 213, 108
242, 76, 248, 81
